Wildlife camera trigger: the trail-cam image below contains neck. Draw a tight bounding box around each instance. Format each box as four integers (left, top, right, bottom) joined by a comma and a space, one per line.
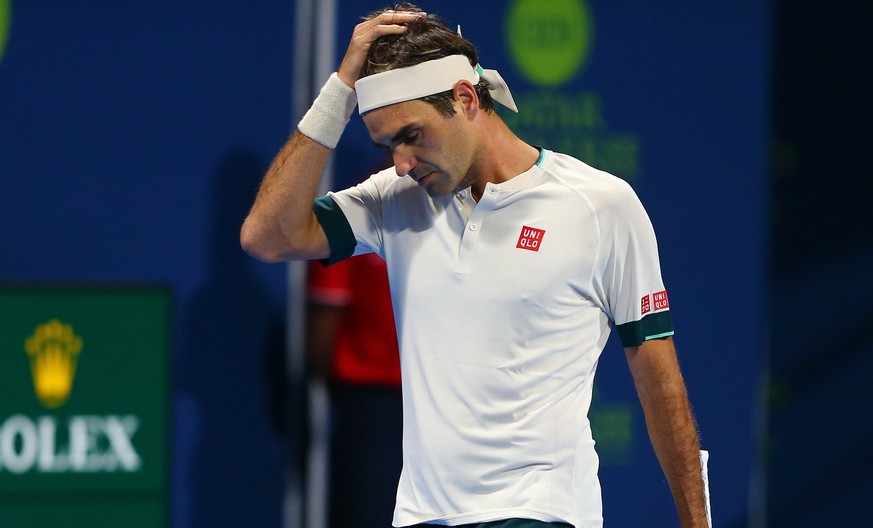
468, 116, 540, 200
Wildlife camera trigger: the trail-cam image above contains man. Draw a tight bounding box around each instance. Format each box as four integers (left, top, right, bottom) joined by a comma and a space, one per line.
241, 5, 709, 527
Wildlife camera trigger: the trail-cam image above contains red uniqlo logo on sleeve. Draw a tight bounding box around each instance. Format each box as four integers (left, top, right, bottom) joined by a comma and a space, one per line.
653, 290, 670, 311
516, 226, 546, 252
641, 295, 651, 315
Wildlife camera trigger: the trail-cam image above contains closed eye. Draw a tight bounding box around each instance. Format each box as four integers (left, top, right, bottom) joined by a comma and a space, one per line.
399, 130, 420, 146
371, 124, 422, 151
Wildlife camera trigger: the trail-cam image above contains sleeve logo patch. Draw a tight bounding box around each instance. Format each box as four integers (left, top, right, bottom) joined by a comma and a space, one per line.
516, 226, 546, 252
641, 295, 651, 315
641, 290, 669, 316
653, 290, 669, 311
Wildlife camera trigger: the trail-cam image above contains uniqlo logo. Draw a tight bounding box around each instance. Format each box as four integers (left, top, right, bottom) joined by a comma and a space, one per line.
653, 290, 670, 311
516, 225, 546, 252
641, 295, 651, 315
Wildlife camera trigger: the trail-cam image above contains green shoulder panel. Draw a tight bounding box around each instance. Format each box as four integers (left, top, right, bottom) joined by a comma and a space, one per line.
312, 195, 356, 265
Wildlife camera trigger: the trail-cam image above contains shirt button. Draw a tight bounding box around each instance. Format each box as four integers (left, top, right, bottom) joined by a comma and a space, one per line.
469, 223, 478, 231
489, 188, 498, 193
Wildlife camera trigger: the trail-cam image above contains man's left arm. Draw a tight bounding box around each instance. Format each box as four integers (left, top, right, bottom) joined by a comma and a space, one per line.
625, 336, 708, 527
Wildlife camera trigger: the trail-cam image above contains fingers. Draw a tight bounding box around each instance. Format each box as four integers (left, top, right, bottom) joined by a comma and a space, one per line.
359, 11, 426, 39
373, 10, 427, 26
338, 11, 427, 87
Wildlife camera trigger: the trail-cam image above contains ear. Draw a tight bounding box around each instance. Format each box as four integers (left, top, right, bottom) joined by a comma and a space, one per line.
452, 80, 479, 118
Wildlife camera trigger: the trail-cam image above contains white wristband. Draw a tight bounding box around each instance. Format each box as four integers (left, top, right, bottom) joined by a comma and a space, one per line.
297, 72, 358, 149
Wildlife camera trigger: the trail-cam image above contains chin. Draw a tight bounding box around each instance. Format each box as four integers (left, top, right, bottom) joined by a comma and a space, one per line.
423, 185, 448, 198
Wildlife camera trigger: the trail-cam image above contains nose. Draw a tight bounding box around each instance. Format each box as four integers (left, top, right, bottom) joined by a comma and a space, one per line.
393, 149, 417, 177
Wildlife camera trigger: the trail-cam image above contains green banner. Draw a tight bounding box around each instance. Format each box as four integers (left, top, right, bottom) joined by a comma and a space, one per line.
0, 0, 9, 66
0, 286, 170, 527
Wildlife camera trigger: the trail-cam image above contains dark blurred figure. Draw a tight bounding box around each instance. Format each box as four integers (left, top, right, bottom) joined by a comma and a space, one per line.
306, 252, 402, 528
178, 148, 286, 528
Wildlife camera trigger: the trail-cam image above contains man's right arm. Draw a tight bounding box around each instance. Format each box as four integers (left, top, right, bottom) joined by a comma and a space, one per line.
240, 131, 332, 262
240, 10, 426, 263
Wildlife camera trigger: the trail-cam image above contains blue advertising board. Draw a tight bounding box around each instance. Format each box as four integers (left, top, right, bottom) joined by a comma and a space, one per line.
0, 0, 769, 525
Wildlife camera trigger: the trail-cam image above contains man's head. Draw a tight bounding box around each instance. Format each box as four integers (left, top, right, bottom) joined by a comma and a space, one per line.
359, 3, 494, 117
356, 4, 522, 198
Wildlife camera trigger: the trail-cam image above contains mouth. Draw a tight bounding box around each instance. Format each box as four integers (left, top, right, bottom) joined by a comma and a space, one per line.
412, 171, 435, 186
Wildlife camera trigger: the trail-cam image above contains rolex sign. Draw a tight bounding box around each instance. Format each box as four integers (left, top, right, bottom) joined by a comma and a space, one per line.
0, 286, 169, 527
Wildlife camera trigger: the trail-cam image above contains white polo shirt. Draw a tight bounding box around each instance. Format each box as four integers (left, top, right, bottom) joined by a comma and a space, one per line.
313, 149, 673, 528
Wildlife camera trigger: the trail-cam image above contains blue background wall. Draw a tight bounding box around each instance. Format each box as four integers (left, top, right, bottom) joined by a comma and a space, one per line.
1, 0, 870, 527
0, 2, 292, 526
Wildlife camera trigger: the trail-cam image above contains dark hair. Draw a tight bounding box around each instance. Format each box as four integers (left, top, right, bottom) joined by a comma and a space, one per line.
360, 3, 494, 117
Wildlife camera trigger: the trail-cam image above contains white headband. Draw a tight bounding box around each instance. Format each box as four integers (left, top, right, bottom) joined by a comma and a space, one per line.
355, 54, 519, 114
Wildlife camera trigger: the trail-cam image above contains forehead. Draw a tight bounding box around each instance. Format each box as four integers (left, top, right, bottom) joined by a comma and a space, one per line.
362, 100, 443, 144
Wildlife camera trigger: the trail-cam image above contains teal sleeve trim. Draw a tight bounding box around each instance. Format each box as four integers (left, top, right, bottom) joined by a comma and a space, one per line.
645, 331, 675, 341
312, 195, 357, 265
616, 311, 674, 347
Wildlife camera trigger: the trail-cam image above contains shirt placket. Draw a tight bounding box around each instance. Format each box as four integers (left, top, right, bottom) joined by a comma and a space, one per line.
455, 185, 500, 275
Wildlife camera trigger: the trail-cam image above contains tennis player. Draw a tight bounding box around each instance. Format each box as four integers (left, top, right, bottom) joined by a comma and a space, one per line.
242, 5, 709, 527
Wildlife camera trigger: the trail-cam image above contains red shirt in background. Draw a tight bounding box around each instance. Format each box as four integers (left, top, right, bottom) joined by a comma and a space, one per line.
306, 254, 401, 387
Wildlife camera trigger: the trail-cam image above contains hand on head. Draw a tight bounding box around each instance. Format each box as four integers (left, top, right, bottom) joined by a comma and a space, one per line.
338, 10, 427, 88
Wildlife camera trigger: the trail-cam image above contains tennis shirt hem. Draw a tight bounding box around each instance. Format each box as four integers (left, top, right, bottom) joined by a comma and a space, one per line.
395, 507, 576, 527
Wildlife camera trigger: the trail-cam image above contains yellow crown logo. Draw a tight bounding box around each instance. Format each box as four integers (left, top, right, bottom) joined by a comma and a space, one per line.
24, 319, 83, 408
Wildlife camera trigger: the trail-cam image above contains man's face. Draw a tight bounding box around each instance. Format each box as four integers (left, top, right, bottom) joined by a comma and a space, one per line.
363, 99, 476, 197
